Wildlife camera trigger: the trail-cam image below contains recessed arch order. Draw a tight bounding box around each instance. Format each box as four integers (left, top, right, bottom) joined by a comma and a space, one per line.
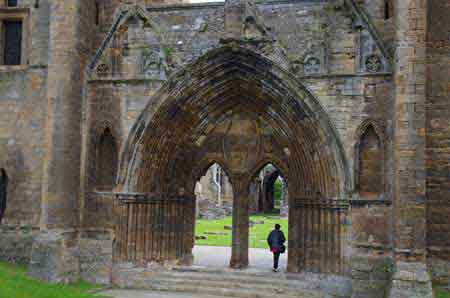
117, 46, 351, 200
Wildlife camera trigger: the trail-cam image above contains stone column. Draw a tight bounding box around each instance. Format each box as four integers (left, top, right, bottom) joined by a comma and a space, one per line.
230, 175, 249, 269
389, 1, 432, 297
40, 1, 85, 231
181, 196, 195, 266
287, 196, 299, 272
29, 0, 96, 283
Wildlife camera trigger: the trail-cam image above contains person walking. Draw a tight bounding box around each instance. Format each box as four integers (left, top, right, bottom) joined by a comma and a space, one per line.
267, 224, 286, 272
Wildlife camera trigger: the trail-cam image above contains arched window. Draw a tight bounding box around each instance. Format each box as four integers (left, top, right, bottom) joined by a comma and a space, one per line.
6, 0, 18, 7
96, 128, 118, 190
95, 1, 100, 26
0, 169, 8, 224
384, 0, 391, 20
357, 125, 383, 198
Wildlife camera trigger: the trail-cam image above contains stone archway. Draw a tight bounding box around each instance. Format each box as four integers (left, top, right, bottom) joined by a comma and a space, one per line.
115, 46, 350, 272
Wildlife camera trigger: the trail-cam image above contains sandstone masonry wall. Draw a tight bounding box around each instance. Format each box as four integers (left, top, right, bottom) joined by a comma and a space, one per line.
425, 0, 450, 285
0, 0, 50, 227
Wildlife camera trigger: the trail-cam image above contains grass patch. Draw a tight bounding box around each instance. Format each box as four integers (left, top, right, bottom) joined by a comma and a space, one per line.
436, 286, 450, 298
0, 261, 108, 298
195, 214, 288, 249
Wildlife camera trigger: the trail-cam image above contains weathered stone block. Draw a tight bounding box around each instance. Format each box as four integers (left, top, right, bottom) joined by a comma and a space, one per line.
0, 226, 35, 265
79, 236, 113, 285
29, 231, 79, 284
387, 262, 433, 298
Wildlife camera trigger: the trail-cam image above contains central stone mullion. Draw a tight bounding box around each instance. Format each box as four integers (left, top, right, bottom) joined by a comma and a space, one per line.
230, 177, 249, 269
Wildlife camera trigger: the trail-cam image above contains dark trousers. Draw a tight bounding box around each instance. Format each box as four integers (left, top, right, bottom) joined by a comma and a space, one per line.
273, 252, 281, 269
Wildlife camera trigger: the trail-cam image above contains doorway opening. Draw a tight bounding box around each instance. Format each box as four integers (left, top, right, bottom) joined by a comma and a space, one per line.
251, 163, 287, 216
114, 47, 350, 272
247, 163, 288, 270
194, 162, 234, 267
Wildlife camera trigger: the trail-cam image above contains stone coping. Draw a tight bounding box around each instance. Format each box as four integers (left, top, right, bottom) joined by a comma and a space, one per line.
145, 0, 329, 11
88, 72, 394, 84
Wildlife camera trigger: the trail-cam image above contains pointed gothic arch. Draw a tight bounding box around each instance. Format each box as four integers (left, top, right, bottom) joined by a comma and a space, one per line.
354, 121, 384, 198
114, 46, 351, 272
248, 162, 287, 213
384, 0, 393, 20
118, 46, 350, 197
193, 160, 234, 208
96, 127, 118, 190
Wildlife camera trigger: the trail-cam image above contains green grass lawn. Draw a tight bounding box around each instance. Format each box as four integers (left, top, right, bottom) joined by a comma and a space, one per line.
0, 261, 108, 298
436, 286, 450, 298
195, 213, 288, 249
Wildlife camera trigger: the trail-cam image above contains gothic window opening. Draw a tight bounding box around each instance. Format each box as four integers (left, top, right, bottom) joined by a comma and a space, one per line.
304, 56, 321, 75
2, 20, 22, 65
0, 169, 8, 224
96, 128, 118, 190
6, 0, 18, 7
384, 0, 391, 20
356, 125, 383, 198
95, 1, 100, 26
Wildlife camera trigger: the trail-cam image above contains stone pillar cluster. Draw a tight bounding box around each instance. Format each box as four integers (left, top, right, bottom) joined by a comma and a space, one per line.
390, 0, 433, 297
288, 196, 348, 274
113, 196, 192, 265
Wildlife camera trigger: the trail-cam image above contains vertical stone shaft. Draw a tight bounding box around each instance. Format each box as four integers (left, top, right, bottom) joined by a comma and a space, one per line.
393, 0, 428, 260
287, 197, 299, 272
30, 1, 97, 282
230, 176, 249, 268
41, 0, 86, 229
181, 197, 195, 265
389, 1, 433, 297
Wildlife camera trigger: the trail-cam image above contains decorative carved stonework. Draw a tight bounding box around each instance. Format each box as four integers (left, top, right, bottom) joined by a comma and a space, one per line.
290, 60, 301, 74
365, 54, 382, 73
364, 84, 376, 98
243, 16, 264, 41
141, 50, 160, 75
97, 63, 109, 76
304, 56, 321, 74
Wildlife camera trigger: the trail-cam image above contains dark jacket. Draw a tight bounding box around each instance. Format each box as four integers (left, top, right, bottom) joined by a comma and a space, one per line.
267, 229, 286, 250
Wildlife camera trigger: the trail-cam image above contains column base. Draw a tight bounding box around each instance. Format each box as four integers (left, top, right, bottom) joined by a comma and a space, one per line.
179, 253, 194, 266
229, 257, 248, 269
388, 262, 433, 298
29, 230, 79, 283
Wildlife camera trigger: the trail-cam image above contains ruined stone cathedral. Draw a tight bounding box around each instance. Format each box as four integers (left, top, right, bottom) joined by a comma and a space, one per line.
0, 0, 448, 297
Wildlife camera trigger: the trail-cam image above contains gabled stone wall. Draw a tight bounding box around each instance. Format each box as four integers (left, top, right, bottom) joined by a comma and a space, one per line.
0, 2, 445, 296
